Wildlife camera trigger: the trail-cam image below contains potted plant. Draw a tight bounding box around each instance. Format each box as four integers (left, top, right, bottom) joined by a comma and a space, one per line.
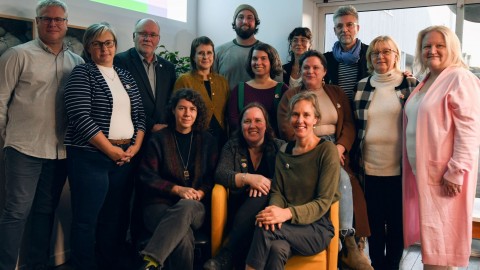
157, 45, 190, 76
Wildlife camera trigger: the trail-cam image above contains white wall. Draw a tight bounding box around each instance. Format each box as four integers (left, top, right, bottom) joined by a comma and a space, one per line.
0, 0, 198, 55
197, 0, 305, 64
0, 0, 311, 60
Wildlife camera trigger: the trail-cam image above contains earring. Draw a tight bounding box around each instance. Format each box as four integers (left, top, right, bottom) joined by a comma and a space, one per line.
322, 78, 326, 87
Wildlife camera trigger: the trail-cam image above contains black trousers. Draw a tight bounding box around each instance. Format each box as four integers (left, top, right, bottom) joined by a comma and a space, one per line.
364, 175, 404, 270
223, 192, 268, 269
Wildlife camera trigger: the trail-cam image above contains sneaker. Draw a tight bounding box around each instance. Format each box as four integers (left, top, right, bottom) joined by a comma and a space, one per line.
138, 262, 158, 270
203, 249, 232, 270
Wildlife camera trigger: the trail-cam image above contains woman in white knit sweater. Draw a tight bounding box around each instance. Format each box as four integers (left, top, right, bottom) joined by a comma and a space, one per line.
354, 36, 418, 270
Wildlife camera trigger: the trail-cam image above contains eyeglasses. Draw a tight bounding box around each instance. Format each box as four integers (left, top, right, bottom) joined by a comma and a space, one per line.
371, 49, 397, 58
292, 37, 310, 44
334, 22, 357, 31
197, 51, 214, 57
135, 32, 160, 39
90, 40, 116, 49
37, 17, 67, 25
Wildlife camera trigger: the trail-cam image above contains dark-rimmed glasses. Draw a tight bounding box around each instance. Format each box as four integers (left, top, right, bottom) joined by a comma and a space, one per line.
37, 17, 67, 25
90, 40, 116, 49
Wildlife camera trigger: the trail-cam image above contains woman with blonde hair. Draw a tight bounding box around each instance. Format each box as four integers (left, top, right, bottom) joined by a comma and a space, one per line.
404, 25, 480, 269
354, 35, 417, 269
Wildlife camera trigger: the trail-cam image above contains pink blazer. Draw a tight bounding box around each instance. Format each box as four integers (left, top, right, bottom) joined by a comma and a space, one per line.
402, 66, 480, 266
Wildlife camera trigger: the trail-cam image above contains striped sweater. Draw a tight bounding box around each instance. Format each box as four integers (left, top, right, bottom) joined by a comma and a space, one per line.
64, 62, 146, 150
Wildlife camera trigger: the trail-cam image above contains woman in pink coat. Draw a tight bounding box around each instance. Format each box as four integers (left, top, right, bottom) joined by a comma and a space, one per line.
403, 25, 480, 268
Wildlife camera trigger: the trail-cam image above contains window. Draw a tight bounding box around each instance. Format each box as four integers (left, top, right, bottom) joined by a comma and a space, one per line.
323, 4, 456, 73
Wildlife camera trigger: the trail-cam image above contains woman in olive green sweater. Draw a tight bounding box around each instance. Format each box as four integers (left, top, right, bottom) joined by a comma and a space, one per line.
245, 91, 340, 270
174, 36, 229, 147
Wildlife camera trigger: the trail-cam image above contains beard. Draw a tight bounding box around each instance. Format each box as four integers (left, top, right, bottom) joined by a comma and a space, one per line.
235, 26, 255, 40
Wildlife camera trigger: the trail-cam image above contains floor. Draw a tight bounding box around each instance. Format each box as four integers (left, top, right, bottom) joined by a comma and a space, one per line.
53, 244, 480, 270
399, 241, 480, 270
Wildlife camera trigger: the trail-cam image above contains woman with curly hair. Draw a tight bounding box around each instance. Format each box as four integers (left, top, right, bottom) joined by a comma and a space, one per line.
137, 89, 218, 270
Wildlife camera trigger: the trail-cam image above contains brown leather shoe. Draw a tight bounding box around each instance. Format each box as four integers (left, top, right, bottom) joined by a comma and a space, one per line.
340, 235, 374, 270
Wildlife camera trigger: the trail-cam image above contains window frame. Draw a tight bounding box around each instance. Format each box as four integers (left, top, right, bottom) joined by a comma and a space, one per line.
314, 0, 480, 53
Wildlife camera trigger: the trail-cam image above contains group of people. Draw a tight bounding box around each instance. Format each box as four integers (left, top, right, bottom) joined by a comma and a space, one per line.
0, 1, 479, 270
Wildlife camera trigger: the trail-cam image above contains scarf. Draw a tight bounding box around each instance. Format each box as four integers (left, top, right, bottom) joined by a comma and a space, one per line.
332, 39, 362, 65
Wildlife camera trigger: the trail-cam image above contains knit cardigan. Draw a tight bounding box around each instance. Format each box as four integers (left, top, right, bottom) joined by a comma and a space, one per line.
139, 127, 218, 206
64, 62, 146, 149
214, 137, 285, 190
174, 71, 229, 130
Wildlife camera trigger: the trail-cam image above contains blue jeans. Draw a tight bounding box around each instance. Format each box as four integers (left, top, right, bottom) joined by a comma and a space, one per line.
67, 146, 133, 270
0, 147, 67, 270
321, 135, 354, 231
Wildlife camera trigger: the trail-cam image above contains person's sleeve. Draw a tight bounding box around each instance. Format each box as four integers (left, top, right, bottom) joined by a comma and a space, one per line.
277, 89, 295, 141
198, 134, 219, 196
443, 72, 480, 186
113, 54, 126, 69
227, 86, 240, 133
64, 65, 102, 141
173, 74, 189, 91
289, 142, 340, 224
336, 88, 356, 152
128, 74, 146, 133
214, 140, 239, 189
139, 134, 176, 195
269, 154, 289, 208
0, 48, 21, 140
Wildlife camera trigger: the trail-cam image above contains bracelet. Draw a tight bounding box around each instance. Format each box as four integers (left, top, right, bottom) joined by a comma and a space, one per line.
241, 173, 247, 186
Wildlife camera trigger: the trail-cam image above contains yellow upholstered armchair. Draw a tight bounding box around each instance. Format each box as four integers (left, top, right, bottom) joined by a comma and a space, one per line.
210, 184, 339, 270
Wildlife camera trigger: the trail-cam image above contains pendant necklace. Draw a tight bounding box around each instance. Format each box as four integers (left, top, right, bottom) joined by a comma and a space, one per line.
173, 131, 193, 181
100, 67, 116, 81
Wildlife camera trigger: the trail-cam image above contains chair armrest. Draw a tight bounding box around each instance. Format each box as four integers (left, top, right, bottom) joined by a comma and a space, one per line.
211, 184, 228, 256
327, 201, 339, 270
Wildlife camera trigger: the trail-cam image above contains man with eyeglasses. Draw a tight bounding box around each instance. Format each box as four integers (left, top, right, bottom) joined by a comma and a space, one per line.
214, 4, 262, 91
324, 5, 369, 103
113, 18, 176, 256
0, 0, 83, 269
114, 18, 176, 134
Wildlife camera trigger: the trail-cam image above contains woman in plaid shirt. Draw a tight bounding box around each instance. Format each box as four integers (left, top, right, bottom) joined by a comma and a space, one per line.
354, 36, 417, 270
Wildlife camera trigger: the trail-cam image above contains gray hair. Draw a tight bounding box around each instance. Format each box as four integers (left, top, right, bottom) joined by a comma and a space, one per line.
333, 5, 358, 21
134, 18, 160, 32
36, 0, 68, 16
82, 22, 117, 62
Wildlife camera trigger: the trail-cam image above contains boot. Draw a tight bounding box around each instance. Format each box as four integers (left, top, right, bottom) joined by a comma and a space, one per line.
340, 235, 373, 270
203, 248, 233, 270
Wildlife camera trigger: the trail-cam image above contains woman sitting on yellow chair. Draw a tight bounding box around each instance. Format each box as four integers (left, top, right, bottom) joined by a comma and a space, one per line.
246, 91, 340, 270
203, 103, 284, 270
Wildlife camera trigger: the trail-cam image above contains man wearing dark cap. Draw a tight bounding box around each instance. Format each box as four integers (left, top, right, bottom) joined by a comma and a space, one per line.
214, 4, 261, 90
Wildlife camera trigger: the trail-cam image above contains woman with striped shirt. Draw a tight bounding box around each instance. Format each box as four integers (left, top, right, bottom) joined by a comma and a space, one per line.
64, 22, 145, 270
